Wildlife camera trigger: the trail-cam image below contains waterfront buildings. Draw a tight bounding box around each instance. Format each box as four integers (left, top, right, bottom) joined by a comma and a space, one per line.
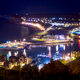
71, 51, 80, 58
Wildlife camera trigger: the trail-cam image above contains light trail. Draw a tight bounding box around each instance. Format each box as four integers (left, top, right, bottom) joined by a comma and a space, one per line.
21, 21, 45, 31
69, 27, 80, 34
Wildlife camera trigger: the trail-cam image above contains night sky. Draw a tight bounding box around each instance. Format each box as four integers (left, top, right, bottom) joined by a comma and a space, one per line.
0, 0, 80, 15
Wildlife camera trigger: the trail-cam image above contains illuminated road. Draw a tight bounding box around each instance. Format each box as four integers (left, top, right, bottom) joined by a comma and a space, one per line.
69, 27, 80, 34
21, 21, 45, 31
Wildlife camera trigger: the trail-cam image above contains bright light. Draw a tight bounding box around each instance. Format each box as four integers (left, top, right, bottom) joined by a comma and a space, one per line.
63, 45, 65, 50
50, 22, 64, 26
22, 63, 25, 66
56, 45, 58, 51
8, 41, 11, 43
59, 35, 65, 40
48, 46, 51, 51
52, 17, 55, 20
7, 53, 9, 60
21, 21, 45, 31
79, 40, 80, 42
60, 44, 63, 47
45, 61, 50, 64
72, 57, 76, 60
23, 49, 27, 57
8, 51, 11, 57
65, 56, 70, 60
47, 46, 51, 58
33, 37, 36, 40
68, 53, 70, 55
38, 64, 44, 70
23, 39, 26, 41
59, 44, 65, 50
14, 40, 17, 42
59, 18, 62, 20
14, 51, 18, 57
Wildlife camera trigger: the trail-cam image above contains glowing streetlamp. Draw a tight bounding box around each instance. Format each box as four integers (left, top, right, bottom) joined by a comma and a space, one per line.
14, 40, 17, 42
23, 39, 26, 42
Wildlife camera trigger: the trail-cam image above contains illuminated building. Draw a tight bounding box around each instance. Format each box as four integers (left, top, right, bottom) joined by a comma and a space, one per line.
71, 51, 80, 58
53, 51, 63, 61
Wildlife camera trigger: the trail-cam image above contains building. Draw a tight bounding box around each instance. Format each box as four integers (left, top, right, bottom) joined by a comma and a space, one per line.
71, 51, 80, 58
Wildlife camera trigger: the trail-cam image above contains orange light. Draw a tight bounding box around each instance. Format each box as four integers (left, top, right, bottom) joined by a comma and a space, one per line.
78, 36, 80, 38
79, 40, 80, 42
22, 21, 45, 31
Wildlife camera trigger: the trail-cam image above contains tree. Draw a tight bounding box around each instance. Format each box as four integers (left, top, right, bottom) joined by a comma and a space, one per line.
12, 65, 20, 71
40, 60, 69, 80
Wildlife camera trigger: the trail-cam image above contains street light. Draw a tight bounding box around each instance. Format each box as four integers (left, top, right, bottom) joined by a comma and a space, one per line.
14, 40, 17, 42
23, 39, 26, 42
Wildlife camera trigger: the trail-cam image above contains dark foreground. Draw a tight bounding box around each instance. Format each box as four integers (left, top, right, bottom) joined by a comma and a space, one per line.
0, 58, 80, 80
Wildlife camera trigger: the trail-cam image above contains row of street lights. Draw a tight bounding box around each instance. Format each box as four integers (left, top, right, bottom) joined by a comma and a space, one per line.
6, 38, 26, 43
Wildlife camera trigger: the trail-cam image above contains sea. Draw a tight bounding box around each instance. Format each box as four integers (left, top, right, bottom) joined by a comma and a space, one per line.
0, 17, 80, 61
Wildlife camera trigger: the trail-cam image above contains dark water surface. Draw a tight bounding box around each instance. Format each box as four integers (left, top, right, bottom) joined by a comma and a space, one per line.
0, 17, 30, 43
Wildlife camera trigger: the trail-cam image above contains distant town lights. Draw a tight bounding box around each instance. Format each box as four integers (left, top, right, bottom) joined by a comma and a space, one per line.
21, 21, 45, 30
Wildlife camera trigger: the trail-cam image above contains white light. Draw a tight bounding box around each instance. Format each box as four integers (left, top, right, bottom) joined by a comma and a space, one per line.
50, 22, 64, 26
63, 45, 65, 50
23, 49, 27, 57
22, 63, 25, 66
6, 41, 9, 43
68, 53, 70, 55
38, 64, 44, 70
23, 39, 26, 41
46, 61, 50, 64
59, 35, 65, 40
14, 51, 18, 57
14, 40, 17, 42
48, 46, 51, 51
56, 45, 58, 51
8, 41, 11, 43
8, 51, 11, 57
60, 44, 63, 47
21, 21, 45, 30
65, 56, 70, 60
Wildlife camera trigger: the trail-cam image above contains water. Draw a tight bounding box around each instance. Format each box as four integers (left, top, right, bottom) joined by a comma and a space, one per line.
0, 17, 30, 43
0, 17, 80, 59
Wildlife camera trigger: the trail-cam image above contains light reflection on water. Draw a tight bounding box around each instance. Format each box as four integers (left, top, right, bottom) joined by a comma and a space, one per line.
0, 42, 76, 58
